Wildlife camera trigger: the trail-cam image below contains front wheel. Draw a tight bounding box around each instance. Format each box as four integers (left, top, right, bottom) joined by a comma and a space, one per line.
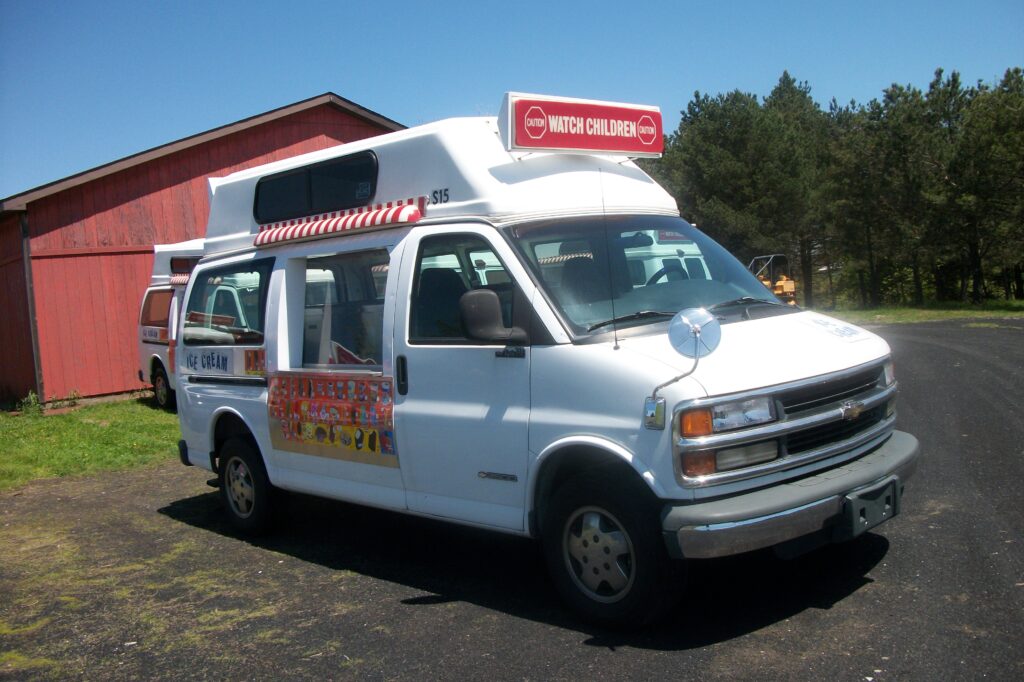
218, 437, 273, 534
542, 471, 683, 628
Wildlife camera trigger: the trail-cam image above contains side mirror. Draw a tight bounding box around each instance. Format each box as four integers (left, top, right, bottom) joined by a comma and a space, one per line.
459, 290, 528, 345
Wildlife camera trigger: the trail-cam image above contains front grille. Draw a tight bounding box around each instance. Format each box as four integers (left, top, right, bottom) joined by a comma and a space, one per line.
778, 366, 882, 414
785, 405, 885, 454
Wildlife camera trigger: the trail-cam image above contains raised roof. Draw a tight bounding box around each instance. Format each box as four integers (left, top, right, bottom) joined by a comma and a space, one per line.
202, 117, 678, 255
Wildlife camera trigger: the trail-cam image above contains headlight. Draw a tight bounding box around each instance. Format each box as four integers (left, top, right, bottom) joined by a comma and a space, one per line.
679, 396, 778, 477
881, 360, 896, 418
680, 396, 775, 437
882, 360, 895, 387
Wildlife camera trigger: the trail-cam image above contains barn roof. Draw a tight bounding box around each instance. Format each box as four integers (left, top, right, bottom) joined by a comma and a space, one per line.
0, 93, 405, 213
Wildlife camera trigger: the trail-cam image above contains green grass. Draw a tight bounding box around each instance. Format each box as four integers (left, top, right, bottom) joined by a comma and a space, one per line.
819, 299, 1024, 325
0, 399, 180, 491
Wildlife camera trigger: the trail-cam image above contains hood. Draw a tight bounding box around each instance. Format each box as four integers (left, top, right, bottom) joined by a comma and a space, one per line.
620, 311, 890, 397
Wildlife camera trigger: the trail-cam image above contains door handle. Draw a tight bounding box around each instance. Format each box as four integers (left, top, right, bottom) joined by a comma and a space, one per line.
495, 346, 526, 359
396, 355, 409, 395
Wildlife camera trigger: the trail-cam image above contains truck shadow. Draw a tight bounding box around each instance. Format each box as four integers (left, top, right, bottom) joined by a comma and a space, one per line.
159, 488, 888, 650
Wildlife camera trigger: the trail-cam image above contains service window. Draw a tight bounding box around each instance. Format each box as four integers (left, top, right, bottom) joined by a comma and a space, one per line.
182, 259, 273, 346
302, 250, 389, 367
410, 234, 515, 343
140, 289, 173, 328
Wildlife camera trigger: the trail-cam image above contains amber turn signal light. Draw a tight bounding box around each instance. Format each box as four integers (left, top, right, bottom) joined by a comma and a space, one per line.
681, 409, 714, 437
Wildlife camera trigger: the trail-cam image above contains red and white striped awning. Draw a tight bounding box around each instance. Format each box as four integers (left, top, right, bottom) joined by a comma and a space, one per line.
169, 273, 190, 285
254, 197, 426, 247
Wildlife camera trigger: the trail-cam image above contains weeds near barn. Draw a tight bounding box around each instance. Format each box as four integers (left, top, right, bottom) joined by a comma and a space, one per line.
0, 398, 180, 491
15, 391, 43, 416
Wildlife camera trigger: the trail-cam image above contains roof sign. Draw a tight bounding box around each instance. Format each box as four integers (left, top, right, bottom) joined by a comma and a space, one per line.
254, 197, 425, 247
499, 92, 663, 158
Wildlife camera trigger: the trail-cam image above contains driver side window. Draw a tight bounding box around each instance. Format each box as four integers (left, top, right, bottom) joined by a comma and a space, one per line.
409, 234, 514, 343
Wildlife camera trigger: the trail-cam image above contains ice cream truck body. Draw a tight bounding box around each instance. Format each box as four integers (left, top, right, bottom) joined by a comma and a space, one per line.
138, 238, 203, 409
171, 93, 919, 626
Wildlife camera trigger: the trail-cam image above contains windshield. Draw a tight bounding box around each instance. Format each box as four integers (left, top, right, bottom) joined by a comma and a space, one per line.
506, 215, 784, 335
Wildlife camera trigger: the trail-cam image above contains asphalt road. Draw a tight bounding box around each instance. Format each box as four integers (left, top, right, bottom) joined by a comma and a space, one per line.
1, 319, 1022, 680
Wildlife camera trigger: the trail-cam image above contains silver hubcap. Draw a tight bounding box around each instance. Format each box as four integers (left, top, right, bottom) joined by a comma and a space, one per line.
563, 506, 635, 603
225, 457, 255, 518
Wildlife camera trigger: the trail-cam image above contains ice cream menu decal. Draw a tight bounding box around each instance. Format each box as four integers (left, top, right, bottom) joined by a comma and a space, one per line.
267, 372, 397, 468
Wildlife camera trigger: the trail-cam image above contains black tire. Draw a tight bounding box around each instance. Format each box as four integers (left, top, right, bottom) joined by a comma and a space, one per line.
542, 470, 683, 628
151, 363, 176, 411
218, 437, 273, 534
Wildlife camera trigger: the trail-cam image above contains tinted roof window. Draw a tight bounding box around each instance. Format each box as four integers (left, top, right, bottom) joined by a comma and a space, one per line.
254, 152, 377, 223
310, 153, 376, 213
254, 170, 307, 223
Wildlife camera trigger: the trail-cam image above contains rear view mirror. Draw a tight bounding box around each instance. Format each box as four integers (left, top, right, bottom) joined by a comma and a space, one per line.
459, 290, 528, 345
616, 232, 654, 248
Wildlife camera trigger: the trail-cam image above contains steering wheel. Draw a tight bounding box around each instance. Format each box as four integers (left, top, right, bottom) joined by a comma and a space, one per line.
646, 266, 682, 286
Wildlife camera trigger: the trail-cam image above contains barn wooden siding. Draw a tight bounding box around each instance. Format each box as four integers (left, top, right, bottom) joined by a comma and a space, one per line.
0, 213, 36, 402
9, 104, 391, 401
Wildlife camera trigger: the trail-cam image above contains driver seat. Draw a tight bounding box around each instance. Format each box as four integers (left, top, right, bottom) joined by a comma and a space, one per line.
561, 256, 606, 304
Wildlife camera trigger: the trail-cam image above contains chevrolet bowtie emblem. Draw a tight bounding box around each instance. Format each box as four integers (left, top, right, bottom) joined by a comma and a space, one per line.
840, 400, 866, 421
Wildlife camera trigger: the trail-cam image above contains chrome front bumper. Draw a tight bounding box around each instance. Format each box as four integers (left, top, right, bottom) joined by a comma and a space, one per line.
661, 430, 920, 559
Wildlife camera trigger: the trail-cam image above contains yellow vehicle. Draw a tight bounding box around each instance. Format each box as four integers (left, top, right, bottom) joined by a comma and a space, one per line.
748, 254, 797, 304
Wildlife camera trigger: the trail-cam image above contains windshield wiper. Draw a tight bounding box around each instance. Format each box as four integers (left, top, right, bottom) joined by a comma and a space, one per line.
708, 297, 788, 312
588, 310, 677, 332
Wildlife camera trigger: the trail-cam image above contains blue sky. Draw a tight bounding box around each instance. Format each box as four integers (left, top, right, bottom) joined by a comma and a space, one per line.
1, 0, 1021, 199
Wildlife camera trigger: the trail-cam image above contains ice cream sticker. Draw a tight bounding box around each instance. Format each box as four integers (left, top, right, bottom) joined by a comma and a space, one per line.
267, 372, 397, 467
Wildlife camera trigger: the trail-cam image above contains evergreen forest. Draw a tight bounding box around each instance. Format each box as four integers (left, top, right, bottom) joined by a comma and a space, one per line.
641, 67, 1024, 308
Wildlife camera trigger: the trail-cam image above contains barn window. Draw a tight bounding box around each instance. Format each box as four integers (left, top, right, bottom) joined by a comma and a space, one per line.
253, 151, 377, 223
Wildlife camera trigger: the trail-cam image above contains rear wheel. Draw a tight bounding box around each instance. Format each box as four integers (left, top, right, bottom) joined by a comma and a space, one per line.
151, 364, 175, 411
542, 471, 683, 628
218, 437, 273, 534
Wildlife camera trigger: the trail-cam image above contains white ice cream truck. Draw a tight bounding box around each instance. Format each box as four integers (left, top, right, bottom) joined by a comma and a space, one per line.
172, 93, 919, 626
138, 238, 204, 409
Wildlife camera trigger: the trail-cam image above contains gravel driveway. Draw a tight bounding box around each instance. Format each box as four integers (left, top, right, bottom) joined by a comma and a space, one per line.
2, 319, 1022, 680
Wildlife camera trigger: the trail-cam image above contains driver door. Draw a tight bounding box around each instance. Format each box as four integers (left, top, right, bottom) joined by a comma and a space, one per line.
392, 227, 531, 530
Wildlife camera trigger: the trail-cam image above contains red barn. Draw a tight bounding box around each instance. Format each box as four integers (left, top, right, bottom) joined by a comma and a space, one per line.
0, 93, 403, 403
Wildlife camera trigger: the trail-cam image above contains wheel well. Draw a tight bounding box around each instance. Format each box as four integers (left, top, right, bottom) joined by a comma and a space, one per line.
149, 356, 164, 380
530, 446, 652, 537
212, 412, 258, 472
